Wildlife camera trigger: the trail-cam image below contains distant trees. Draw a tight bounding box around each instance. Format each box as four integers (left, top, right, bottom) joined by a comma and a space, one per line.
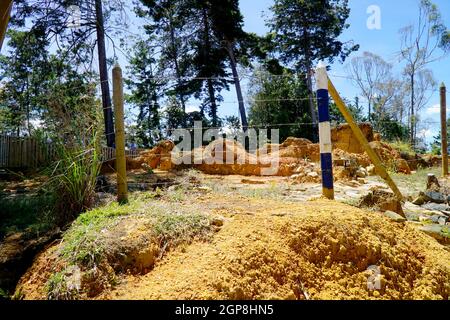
430, 119, 449, 155
0, 28, 98, 139
1, 0, 363, 147
125, 40, 163, 147
9, 0, 129, 146
399, 0, 449, 146
343, 1, 449, 147
135, 0, 268, 137
247, 67, 313, 142
346, 52, 396, 121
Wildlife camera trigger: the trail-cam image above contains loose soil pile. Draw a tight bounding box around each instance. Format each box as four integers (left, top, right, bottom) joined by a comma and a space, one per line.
17, 194, 450, 300
103, 199, 449, 300
122, 124, 423, 181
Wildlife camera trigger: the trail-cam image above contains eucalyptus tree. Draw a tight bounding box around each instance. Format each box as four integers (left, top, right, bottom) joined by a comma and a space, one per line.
399, 0, 449, 146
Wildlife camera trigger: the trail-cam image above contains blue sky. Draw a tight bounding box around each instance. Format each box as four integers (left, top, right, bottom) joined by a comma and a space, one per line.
5, 0, 448, 144
232, 0, 450, 144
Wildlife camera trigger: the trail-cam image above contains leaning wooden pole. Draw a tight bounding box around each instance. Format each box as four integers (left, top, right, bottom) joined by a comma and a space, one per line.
0, 0, 13, 50
328, 77, 403, 201
441, 82, 448, 176
112, 63, 128, 204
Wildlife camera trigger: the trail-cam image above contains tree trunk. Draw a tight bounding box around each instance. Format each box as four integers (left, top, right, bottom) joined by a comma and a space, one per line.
410, 73, 415, 148
227, 41, 248, 132
206, 78, 218, 127
95, 0, 115, 147
202, 7, 218, 128
168, 16, 187, 126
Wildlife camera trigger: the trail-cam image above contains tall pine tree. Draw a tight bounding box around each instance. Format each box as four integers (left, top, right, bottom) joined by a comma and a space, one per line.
268, 0, 358, 141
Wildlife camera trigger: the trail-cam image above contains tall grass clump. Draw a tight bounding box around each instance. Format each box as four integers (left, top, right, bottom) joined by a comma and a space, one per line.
48, 131, 102, 225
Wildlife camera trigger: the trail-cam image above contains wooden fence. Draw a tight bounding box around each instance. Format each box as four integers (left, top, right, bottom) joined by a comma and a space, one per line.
101, 146, 140, 162
0, 135, 141, 169
0, 135, 56, 169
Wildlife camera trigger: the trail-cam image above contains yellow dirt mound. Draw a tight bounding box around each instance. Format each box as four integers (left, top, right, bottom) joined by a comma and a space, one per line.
123, 123, 413, 176
93, 199, 450, 300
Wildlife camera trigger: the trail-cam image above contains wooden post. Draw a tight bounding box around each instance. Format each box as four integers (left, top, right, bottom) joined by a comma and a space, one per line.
441, 83, 448, 176
112, 63, 128, 204
328, 78, 403, 201
316, 63, 334, 200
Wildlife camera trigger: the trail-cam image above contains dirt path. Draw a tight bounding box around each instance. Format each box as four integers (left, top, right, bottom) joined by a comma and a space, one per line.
101, 197, 450, 300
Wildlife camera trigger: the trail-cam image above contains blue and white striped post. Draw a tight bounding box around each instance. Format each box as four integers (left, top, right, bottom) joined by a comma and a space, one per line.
316, 62, 334, 200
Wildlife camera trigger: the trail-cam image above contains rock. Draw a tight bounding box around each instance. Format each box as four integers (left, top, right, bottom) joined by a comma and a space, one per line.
159, 156, 174, 171
366, 165, 376, 176
380, 199, 405, 217
421, 203, 450, 212
418, 225, 450, 244
412, 192, 427, 206
359, 189, 405, 217
331, 123, 374, 154
438, 216, 448, 226
395, 159, 411, 174
419, 216, 431, 223
307, 172, 319, 178
405, 212, 420, 222
347, 180, 361, 188
356, 168, 368, 178
426, 174, 440, 191
383, 211, 406, 223
195, 186, 212, 193
211, 217, 225, 227
429, 215, 447, 224
424, 191, 446, 204
357, 178, 367, 184
373, 133, 382, 142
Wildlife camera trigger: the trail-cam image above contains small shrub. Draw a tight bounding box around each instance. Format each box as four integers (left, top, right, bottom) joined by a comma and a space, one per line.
388, 140, 416, 158
46, 267, 81, 300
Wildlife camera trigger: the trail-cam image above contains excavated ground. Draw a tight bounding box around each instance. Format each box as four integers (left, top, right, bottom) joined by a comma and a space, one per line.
17, 183, 450, 300
103, 198, 449, 300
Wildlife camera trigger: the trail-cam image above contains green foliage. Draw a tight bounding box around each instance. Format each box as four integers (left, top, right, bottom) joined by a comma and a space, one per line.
388, 140, 416, 158
371, 113, 410, 142
0, 27, 99, 139
329, 97, 366, 124
430, 119, 449, 155
58, 200, 140, 267
46, 269, 80, 300
44, 192, 213, 299
126, 40, 163, 147
0, 194, 56, 240
268, 0, 359, 72
248, 67, 314, 141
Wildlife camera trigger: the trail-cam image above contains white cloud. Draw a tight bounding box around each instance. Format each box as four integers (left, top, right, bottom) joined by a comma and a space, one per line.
418, 128, 434, 139
425, 104, 441, 115
186, 105, 200, 113
425, 103, 450, 116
